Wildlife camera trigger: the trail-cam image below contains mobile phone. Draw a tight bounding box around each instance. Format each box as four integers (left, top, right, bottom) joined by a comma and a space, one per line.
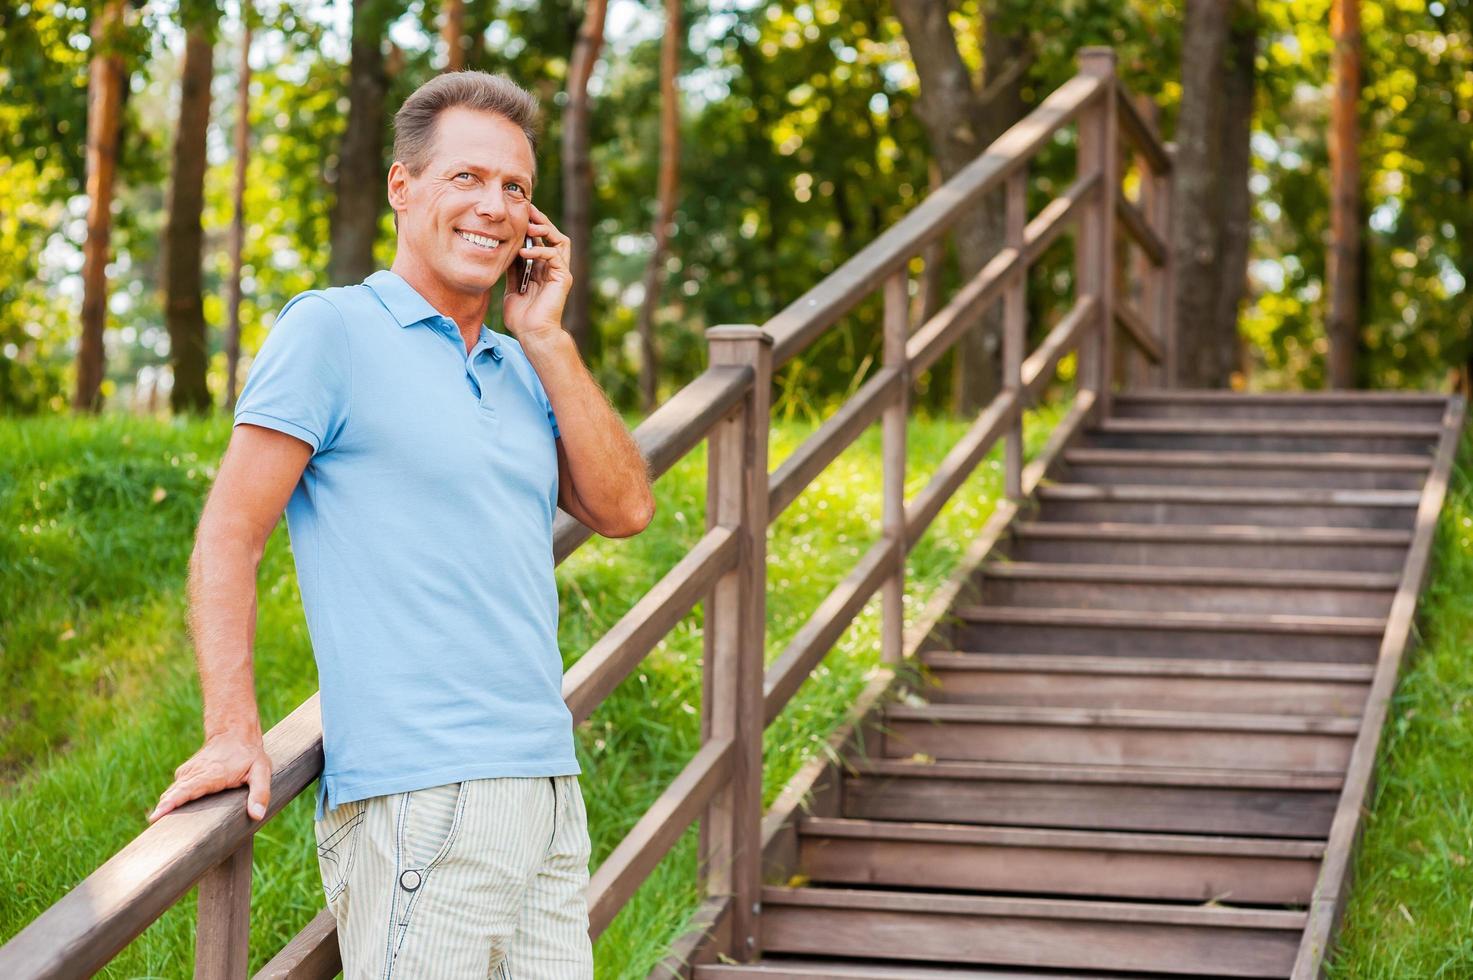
517, 236, 544, 293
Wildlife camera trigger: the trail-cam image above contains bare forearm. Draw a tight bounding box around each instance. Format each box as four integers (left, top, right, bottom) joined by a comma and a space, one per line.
520, 328, 652, 521
187, 533, 264, 740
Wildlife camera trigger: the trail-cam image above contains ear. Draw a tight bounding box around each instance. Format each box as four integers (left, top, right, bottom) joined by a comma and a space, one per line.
386, 161, 410, 214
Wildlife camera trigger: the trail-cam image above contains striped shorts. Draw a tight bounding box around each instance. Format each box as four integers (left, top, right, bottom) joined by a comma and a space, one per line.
314, 775, 594, 979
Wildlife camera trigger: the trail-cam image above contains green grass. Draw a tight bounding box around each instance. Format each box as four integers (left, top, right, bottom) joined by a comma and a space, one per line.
0, 402, 1063, 979
1326, 425, 1473, 978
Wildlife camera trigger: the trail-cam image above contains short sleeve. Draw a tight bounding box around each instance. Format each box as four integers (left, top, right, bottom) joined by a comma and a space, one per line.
234, 293, 351, 454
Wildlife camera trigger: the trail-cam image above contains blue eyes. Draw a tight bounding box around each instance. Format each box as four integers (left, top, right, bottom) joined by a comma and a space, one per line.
453, 172, 525, 196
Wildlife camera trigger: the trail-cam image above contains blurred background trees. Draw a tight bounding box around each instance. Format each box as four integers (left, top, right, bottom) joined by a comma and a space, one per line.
1, 0, 1470, 418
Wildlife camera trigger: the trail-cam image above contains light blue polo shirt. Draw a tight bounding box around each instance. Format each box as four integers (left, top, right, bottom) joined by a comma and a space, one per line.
233, 270, 579, 820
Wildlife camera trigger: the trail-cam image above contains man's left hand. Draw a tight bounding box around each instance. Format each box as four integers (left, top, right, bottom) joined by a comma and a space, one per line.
503, 203, 573, 341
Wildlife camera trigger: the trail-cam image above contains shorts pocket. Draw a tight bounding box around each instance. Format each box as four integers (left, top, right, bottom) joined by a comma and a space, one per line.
315, 798, 367, 904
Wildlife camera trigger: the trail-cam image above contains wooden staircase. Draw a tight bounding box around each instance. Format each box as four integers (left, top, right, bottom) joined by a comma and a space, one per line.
695, 390, 1462, 980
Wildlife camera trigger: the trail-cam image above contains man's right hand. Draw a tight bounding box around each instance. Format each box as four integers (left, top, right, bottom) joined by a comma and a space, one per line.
147, 731, 273, 824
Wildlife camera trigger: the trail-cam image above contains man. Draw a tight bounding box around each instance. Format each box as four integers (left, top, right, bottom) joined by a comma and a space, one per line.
146, 72, 653, 978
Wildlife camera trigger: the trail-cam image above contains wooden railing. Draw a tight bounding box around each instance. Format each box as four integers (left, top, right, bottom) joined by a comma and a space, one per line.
0, 47, 1173, 979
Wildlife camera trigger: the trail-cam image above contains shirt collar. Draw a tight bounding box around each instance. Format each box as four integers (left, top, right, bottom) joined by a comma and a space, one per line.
363, 270, 503, 359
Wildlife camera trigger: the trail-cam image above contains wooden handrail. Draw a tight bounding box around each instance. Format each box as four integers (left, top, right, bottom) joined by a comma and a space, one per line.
1, 47, 1177, 980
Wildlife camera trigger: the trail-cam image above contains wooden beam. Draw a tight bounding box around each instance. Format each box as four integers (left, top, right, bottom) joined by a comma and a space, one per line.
1116, 191, 1167, 266
904, 391, 1020, 549
1114, 300, 1164, 364
587, 738, 734, 938
195, 841, 252, 980
1021, 296, 1099, 399
563, 525, 739, 725
1116, 85, 1172, 175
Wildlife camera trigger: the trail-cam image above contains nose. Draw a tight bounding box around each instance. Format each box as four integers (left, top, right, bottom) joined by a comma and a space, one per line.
474, 183, 508, 222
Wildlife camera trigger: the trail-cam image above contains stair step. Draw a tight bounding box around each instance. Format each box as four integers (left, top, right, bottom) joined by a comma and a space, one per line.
950, 606, 1384, 662
1009, 521, 1410, 572
882, 703, 1356, 772
1086, 417, 1441, 454
844, 759, 1341, 837
796, 817, 1323, 904
1112, 389, 1449, 422
976, 561, 1396, 617
1034, 483, 1420, 530
758, 886, 1305, 977
919, 652, 1371, 715
697, 961, 1122, 979
1063, 447, 1430, 490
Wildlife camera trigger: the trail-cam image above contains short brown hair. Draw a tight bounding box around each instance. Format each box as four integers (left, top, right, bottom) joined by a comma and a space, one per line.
393, 71, 542, 182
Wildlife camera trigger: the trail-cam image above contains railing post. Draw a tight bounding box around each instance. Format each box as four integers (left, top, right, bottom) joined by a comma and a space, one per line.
701, 324, 771, 961
1003, 167, 1027, 500
1160, 141, 1178, 388
1132, 95, 1167, 391
194, 839, 252, 980
1076, 47, 1119, 417
881, 272, 909, 663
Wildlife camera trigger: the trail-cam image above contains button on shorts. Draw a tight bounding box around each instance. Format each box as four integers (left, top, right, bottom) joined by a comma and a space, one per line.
314, 775, 594, 979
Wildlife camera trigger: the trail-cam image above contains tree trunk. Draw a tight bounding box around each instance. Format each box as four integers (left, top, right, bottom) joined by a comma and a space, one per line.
1170, 0, 1232, 388
163, 20, 217, 415
442, 0, 466, 72
225, 9, 252, 413
1212, 1, 1257, 387
633, 0, 681, 413
893, 0, 1030, 415
1327, 0, 1361, 389
329, 0, 394, 287
562, 0, 608, 359
75, 0, 128, 414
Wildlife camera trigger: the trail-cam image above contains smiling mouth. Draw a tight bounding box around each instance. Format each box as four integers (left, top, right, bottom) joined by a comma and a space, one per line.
456, 230, 502, 250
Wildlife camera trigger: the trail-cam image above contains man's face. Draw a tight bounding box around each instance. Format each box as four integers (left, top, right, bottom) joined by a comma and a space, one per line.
388, 107, 536, 297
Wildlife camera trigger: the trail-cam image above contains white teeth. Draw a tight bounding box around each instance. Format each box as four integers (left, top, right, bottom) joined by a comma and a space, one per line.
457, 230, 500, 249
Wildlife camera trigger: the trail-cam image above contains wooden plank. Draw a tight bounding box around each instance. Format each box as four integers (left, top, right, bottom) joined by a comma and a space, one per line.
763, 537, 901, 724
1035, 483, 1420, 529
195, 841, 252, 980
881, 271, 908, 664
1294, 395, 1465, 979
798, 818, 1321, 903
698, 960, 1120, 979
1009, 521, 1411, 574
883, 705, 1356, 772
0, 696, 325, 980
564, 525, 738, 724
555, 364, 752, 562
1021, 173, 1099, 266
976, 563, 1395, 617
251, 908, 339, 980
1115, 191, 1166, 265
904, 392, 1020, 549
1112, 389, 1448, 422
767, 72, 1106, 367
951, 606, 1383, 662
767, 367, 903, 521
759, 887, 1303, 977
588, 738, 734, 938
1019, 297, 1097, 398
1116, 86, 1171, 175
845, 764, 1340, 838
1064, 447, 1431, 491
1091, 417, 1441, 455
921, 652, 1371, 715
1003, 168, 1026, 501
1112, 300, 1163, 365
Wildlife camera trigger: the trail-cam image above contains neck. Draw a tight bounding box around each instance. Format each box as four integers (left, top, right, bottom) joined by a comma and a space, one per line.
390, 253, 494, 348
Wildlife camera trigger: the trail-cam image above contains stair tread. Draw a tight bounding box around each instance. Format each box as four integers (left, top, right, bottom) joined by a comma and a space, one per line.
884, 702, 1360, 734
760, 885, 1308, 930
796, 817, 1326, 858
1116, 389, 1449, 405
1037, 482, 1422, 506
953, 605, 1385, 634
919, 651, 1375, 682
697, 959, 1123, 979
851, 757, 1344, 790
1065, 447, 1432, 469
979, 560, 1399, 590
1014, 520, 1412, 544
1094, 417, 1443, 437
